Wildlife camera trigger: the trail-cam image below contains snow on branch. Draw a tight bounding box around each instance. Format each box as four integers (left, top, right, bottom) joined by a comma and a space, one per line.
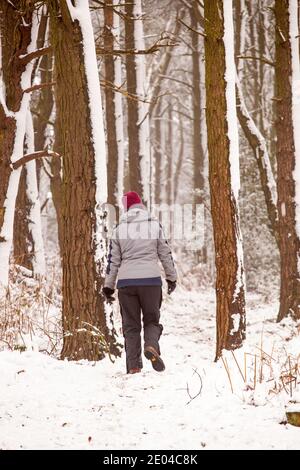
236, 75, 278, 239
19, 46, 52, 66
12, 150, 60, 170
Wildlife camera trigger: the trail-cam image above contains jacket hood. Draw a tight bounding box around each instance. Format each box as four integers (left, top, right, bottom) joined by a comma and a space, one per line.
120, 204, 157, 224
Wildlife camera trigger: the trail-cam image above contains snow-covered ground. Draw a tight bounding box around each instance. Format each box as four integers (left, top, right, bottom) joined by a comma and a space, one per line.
0, 287, 299, 450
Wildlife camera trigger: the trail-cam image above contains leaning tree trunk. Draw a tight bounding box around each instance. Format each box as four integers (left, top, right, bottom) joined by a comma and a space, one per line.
124, 0, 150, 204
204, 0, 246, 360
50, 0, 120, 360
275, 0, 300, 322
236, 77, 279, 245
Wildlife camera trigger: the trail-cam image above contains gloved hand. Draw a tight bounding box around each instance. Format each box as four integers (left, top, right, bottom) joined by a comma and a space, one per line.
166, 280, 176, 295
103, 287, 115, 303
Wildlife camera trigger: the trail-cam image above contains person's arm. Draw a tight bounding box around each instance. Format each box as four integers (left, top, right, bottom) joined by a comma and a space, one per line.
157, 223, 177, 282
104, 231, 122, 290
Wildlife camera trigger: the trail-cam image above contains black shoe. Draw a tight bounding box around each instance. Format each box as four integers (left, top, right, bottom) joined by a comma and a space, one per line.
144, 346, 165, 372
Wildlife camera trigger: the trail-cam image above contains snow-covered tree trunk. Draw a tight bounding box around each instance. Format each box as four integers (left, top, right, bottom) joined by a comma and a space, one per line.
275, 0, 300, 322
166, 105, 173, 206
125, 0, 151, 205
236, 77, 279, 244
13, 111, 46, 275
104, 0, 124, 209
204, 0, 246, 360
154, 104, 162, 205
50, 0, 121, 360
190, 5, 205, 207
0, 2, 39, 290
23, 112, 46, 276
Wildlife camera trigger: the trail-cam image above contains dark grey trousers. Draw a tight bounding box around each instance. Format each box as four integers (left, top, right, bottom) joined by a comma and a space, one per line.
118, 285, 163, 372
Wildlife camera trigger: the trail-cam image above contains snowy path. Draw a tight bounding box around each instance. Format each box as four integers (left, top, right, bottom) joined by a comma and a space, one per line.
0, 288, 299, 450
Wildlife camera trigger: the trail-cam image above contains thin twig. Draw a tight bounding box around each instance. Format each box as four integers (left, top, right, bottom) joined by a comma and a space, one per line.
221, 356, 233, 393
186, 368, 203, 405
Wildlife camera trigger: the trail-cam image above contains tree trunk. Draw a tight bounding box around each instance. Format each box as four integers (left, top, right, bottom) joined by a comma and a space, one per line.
275, 0, 300, 322
190, 6, 204, 207
13, 112, 46, 275
50, 107, 63, 255
104, 1, 118, 215
33, 12, 53, 188
154, 104, 162, 206
204, 0, 246, 360
50, 0, 120, 360
13, 168, 30, 269
0, 1, 38, 288
166, 105, 173, 206
124, 0, 150, 204
236, 78, 279, 244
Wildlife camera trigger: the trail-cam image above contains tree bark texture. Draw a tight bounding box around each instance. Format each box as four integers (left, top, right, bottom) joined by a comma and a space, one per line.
104, 1, 119, 207
274, 0, 300, 321
124, 1, 144, 197
204, 0, 246, 360
50, 0, 120, 360
190, 5, 205, 206
0, 1, 33, 235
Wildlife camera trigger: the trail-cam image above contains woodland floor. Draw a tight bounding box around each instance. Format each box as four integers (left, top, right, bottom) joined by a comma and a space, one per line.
0, 287, 300, 450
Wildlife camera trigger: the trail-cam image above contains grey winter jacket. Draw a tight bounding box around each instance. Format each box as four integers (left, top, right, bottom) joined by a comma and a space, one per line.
104, 204, 177, 289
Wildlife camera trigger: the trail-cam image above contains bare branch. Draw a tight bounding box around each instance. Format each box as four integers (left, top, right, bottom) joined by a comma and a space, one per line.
23, 81, 56, 94
159, 74, 193, 89
96, 41, 177, 56
12, 150, 60, 171
236, 55, 275, 67
20, 46, 52, 66
100, 79, 156, 104
178, 17, 206, 38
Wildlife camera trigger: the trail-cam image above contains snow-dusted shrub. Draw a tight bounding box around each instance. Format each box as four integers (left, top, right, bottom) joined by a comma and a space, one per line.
0, 260, 62, 356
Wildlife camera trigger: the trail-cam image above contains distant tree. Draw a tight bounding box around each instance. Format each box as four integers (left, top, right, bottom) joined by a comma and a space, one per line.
190, 4, 204, 207
124, 0, 150, 204
103, 0, 124, 211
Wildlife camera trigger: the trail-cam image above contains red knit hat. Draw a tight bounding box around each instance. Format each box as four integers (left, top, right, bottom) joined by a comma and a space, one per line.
122, 191, 142, 210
